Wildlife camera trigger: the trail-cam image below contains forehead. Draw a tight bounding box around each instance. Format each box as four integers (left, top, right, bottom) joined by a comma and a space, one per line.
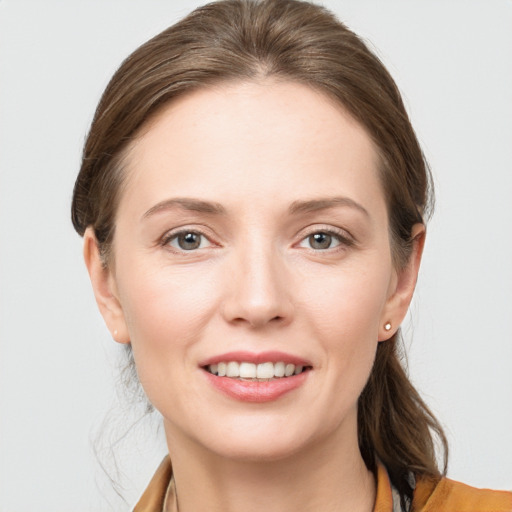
120, 79, 386, 219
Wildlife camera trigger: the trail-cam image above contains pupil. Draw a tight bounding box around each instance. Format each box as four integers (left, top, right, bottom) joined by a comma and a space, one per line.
311, 232, 331, 249
179, 233, 200, 250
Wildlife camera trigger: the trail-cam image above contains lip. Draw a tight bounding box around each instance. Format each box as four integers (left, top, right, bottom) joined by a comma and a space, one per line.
199, 351, 313, 403
199, 350, 311, 367
202, 369, 310, 403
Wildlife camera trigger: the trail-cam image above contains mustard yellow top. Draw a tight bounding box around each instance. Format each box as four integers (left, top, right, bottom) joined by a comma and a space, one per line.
133, 456, 512, 512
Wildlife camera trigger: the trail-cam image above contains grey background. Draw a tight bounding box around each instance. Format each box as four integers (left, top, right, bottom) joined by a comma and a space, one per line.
1, 1, 511, 510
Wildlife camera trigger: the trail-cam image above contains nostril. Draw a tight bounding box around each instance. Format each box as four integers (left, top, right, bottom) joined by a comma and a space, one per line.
220, 282, 294, 328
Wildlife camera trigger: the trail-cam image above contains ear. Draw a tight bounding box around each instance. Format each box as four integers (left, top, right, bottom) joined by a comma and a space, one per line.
83, 227, 130, 344
378, 223, 426, 341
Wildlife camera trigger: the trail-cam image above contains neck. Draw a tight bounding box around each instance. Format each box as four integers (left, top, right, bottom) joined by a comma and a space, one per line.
164, 417, 376, 512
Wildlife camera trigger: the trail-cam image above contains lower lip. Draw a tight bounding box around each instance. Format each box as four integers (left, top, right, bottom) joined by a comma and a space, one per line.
203, 370, 309, 403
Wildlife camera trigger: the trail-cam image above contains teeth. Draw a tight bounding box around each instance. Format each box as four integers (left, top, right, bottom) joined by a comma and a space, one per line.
226, 361, 240, 377
274, 362, 285, 377
207, 361, 308, 379
239, 362, 256, 378
257, 362, 274, 379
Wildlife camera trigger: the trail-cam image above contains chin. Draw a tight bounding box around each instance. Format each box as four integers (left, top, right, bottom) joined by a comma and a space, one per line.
208, 432, 311, 463
189, 411, 331, 463
161, 380, 361, 464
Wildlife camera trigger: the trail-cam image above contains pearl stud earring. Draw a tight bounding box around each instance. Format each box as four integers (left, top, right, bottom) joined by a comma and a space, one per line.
384, 322, 392, 332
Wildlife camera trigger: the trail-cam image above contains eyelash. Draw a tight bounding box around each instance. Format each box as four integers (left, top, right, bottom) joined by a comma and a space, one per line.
160, 228, 214, 253
160, 226, 354, 254
297, 226, 354, 252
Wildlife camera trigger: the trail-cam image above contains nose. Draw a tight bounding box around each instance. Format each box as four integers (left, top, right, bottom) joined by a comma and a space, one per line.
221, 244, 294, 329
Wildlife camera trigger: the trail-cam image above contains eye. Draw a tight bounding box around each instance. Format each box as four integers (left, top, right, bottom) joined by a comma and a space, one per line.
166, 231, 211, 251
298, 230, 348, 251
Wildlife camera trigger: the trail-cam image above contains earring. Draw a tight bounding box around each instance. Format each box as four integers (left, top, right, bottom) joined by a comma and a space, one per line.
113, 329, 118, 337
384, 322, 392, 332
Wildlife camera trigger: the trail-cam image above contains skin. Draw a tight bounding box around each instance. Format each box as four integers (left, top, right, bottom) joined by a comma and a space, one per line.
84, 80, 425, 512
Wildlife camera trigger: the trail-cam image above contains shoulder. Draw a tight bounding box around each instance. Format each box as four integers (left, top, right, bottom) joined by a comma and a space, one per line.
413, 475, 512, 512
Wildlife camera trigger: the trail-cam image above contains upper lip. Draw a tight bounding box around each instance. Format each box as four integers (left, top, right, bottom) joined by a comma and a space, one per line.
199, 350, 312, 367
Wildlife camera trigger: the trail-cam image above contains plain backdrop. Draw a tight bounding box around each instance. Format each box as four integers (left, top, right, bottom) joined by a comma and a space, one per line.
1, 1, 511, 510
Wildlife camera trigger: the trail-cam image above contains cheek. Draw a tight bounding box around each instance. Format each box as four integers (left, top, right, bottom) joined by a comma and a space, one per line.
115, 263, 221, 381
301, 260, 391, 390
302, 261, 391, 341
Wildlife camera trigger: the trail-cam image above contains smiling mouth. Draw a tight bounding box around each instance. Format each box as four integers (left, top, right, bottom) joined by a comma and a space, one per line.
204, 361, 311, 381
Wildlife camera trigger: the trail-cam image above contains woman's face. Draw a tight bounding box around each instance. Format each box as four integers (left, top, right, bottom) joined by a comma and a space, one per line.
87, 80, 419, 461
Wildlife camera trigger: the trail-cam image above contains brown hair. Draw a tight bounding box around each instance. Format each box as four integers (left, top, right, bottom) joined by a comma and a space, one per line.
72, 0, 447, 501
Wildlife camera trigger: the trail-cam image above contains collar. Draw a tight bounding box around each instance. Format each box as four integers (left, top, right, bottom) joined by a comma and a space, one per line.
133, 456, 399, 512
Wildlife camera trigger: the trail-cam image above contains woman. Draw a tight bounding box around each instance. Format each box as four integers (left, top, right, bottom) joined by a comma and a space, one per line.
71, 0, 512, 511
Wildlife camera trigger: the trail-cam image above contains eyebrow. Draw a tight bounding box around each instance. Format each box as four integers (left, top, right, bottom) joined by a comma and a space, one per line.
288, 197, 369, 217
142, 195, 369, 220
142, 198, 226, 219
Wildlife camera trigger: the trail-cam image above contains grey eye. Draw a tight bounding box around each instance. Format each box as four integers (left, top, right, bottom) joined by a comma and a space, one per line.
309, 232, 333, 250
299, 231, 341, 250
170, 232, 206, 251
180, 233, 201, 250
